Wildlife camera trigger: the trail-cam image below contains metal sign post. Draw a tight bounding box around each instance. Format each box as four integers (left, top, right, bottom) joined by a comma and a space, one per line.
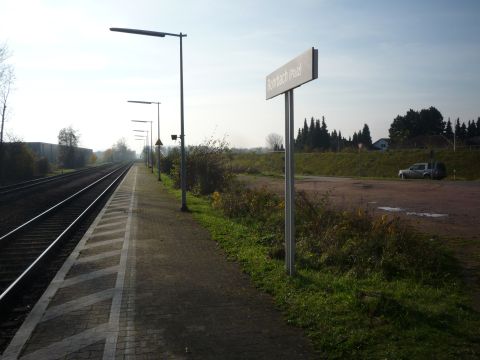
284, 89, 295, 275
266, 48, 318, 276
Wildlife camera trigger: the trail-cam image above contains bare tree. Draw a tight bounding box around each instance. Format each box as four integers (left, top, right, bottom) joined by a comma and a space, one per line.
266, 133, 284, 151
58, 126, 80, 168
112, 138, 136, 162
0, 44, 15, 183
1, 44, 14, 145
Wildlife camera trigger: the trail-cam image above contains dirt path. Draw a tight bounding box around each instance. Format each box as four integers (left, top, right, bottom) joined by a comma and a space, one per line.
239, 174, 480, 309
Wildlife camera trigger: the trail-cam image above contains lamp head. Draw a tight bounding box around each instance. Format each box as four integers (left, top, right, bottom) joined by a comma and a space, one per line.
110, 27, 166, 37
128, 100, 152, 104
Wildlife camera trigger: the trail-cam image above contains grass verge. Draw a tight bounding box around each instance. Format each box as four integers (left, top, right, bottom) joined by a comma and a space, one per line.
160, 174, 480, 359
230, 149, 480, 180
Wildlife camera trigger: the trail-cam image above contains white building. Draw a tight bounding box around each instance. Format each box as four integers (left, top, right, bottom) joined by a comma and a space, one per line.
372, 138, 390, 151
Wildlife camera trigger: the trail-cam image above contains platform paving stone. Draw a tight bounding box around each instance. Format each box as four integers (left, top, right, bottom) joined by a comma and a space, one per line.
1, 164, 315, 359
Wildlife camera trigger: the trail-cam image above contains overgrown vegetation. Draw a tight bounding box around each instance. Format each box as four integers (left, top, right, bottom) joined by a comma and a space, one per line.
213, 187, 456, 282
158, 141, 480, 358
159, 174, 480, 359
166, 138, 233, 195
0, 142, 50, 184
230, 148, 480, 180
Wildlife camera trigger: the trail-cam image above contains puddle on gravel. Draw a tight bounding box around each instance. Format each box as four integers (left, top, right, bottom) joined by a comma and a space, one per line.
378, 206, 403, 212
406, 212, 448, 218
377, 206, 448, 218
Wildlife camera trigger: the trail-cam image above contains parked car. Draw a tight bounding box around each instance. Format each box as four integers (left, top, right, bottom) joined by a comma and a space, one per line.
398, 162, 447, 180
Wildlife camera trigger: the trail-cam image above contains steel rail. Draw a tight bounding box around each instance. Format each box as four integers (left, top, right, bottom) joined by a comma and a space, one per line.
0, 164, 125, 244
0, 163, 132, 307
0, 164, 111, 196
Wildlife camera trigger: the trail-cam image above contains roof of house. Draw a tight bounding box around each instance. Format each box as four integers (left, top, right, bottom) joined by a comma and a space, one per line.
372, 138, 390, 145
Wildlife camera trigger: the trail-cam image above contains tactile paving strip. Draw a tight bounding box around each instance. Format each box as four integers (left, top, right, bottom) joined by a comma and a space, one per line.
2, 167, 137, 360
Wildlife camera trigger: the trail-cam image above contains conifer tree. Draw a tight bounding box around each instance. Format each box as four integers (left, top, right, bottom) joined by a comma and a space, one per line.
352, 132, 358, 147
444, 118, 454, 139
467, 120, 476, 139
460, 123, 467, 140
320, 117, 330, 150
313, 119, 321, 149
360, 124, 372, 147
454, 119, 461, 138
307, 117, 315, 149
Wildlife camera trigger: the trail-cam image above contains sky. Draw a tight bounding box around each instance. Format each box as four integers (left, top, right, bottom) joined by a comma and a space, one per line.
1, 0, 479, 153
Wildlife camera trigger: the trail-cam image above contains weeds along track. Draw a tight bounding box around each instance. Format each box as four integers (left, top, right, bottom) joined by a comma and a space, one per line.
0, 162, 132, 318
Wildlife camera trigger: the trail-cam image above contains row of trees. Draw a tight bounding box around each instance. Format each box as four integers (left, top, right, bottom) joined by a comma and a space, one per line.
58, 127, 135, 168
294, 117, 372, 152
268, 107, 479, 153
447, 118, 480, 141
389, 106, 480, 145
101, 138, 136, 163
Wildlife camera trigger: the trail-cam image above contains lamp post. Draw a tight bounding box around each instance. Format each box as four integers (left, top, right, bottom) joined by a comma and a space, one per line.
134, 132, 148, 166
133, 130, 149, 167
132, 120, 153, 173
110, 26, 187, 211
129, 100, 162, 181
134, 136, 148, 165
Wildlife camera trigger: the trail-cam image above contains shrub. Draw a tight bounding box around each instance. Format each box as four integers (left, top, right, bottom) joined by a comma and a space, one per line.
0, 142, 35, 183
212, 185, 457, 282
170, 138, 233, 195
161, 147, 180, 175
34, 157, 50, 176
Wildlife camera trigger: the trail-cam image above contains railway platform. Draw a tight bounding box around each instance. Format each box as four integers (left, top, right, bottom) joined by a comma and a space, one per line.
1, 163, 313, 359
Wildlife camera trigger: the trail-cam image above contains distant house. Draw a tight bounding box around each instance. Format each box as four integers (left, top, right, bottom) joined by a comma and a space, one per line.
372, 138, 389, 151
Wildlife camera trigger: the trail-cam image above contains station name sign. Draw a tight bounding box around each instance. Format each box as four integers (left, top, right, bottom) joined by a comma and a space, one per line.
266, 47, 318, 100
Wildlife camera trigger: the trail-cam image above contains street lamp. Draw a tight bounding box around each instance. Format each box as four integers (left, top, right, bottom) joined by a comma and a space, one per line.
134, 132, 148, 165
110, 26, 188, 211
133, 130, 149, 167
132, 120, 153, 173
129, 100, 162, 181
134, 136, 148, 165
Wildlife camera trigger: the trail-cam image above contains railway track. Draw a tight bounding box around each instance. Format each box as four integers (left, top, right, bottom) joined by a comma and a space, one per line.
0, 162, 132, 318
0, 164, 114, 197
0, 163, 122, 236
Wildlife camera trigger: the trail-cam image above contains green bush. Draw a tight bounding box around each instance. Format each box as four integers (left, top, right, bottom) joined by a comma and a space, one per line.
161, 147, 179, 175
212, 184, 457, 282
170, 139, 233, 195
34, 157, 50, 176
0, 142, 35, 183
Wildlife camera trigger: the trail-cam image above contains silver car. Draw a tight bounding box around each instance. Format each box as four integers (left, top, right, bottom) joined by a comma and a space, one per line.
398, 162, 447, 180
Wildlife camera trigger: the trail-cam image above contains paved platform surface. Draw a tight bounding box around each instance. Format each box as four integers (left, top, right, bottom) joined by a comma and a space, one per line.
1, 164, 314, 359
